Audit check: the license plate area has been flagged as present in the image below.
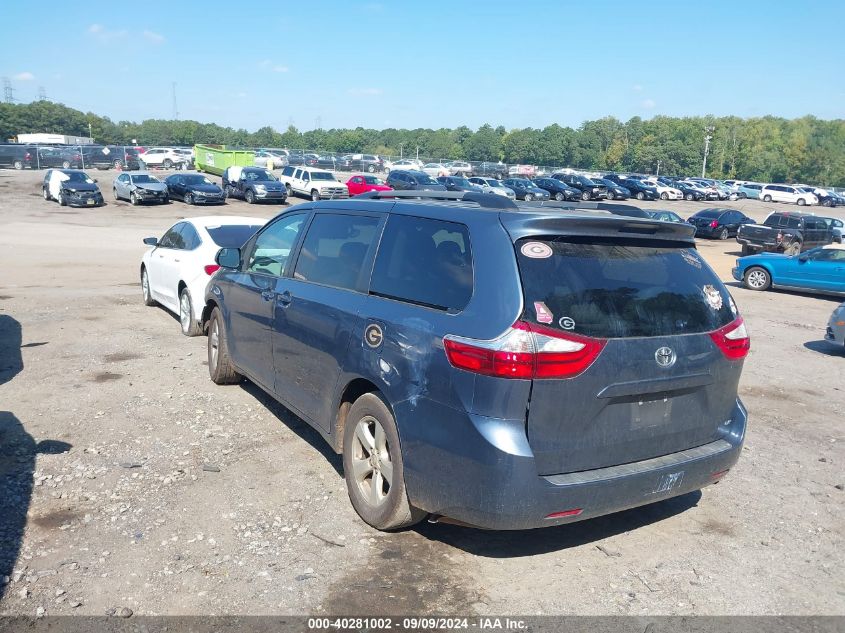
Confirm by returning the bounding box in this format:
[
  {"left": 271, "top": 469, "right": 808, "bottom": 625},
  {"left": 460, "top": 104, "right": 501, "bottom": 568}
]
[
  {"left": 630, "top": 397, "right": 672, "bottom": 430},
  {"left": 86, "top": 199, "right": 95, "bottom": 205}
]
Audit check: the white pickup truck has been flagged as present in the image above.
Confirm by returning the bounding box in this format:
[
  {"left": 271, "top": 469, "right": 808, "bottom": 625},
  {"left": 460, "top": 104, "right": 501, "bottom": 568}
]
[{"left": 279, "top": 166, "right": 349, "bottom": 201}]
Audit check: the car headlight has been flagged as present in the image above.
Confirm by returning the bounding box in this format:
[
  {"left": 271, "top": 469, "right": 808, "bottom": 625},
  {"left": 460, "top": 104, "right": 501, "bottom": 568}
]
[{"left": 255, "top": 185, "right": 267, "bottom": 191}]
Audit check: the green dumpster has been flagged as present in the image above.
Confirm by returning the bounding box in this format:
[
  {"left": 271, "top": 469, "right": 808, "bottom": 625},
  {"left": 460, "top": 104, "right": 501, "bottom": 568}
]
[{"left": 194, "top": 145, "right": 254, "bottom": 176}]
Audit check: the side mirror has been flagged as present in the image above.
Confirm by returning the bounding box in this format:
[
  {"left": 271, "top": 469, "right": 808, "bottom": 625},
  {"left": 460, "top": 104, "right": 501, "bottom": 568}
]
[
  {"left": 216, "top": 247, "right": 241, "bottom": 269},
  {"left": 93, "top": 179, "right": 98, "bottom": 183},
  {"left": 798, "top": 254, "right": 809, "bottom": 262},
  {"left": 143, "top": 237, "right": 158, "bottom": 246}
]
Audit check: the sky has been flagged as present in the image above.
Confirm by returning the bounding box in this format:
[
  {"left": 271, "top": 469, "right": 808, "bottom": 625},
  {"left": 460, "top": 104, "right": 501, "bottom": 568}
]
[{"left": 2, "top": 0, "right": 843, "bottom": 132}]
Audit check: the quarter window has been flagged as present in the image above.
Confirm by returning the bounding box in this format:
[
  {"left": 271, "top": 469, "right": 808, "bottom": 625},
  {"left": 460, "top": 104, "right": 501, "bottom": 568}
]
[
  {"left": 293, "top": 214, "right": 379, "bottom": 291},
  {"left": 179, "top": 223, "right": 202, "bottom": 250},
  {"left": 370, "top": 215, "right": 473, "bottom": 312},
  {"left": 159, "top": 222, "right": 186, "bottom": 249}
]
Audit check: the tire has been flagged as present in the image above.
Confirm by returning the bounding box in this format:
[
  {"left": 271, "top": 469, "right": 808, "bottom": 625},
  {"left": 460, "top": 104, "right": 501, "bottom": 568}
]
[
  {"left": 741, "top": 244, "right": 750, "bottom": 256},
  {"left": 130, "top": 192, "right": 138, "bottom": 206},
  {"left": 208, "top": 308, "right": 241, "bottom": 384},
  {"left": 580, "top": 191, "right": 591, "bottom": 201},
  {"left": 61, "top": 160, "right": 71, "bottom": 169},
  {"left": 524, "top": 193, "right": 533, "bottom": 202},
  {"left": 685, "top": 193, "right": 694, "bottom": 201},
  {"left": 822, "top": 199, "right": 833, "bottom": 207},
  {"left": 163, "top": 159, "right": 173, "bottom": 169},
  {"left": 285, "top": 184, "right": 292, "bottom": 197},
  {"left": 743, "top": 266, "right": 771, "bottom": 291},
  {"left": 554, "top": 192, "right": 564, "bottom": 201},
  {"left": 113, "top": 160, "right": 123, "bottom": 169},
  {"left": 785, "top": 241, "right": 802, "bottom": 256},
  {"left": 660, "top": 192, "right": 668, "bottom": 200},
  {"left": 141, "top": 267, "right": 156, "bottom": 306},
  {"left": 245, "top": 189, "right": 256, "bottom": 204},
  {"left": 763, "top": 194, "right": 772, "bottom": 202},
  {"left": 224, "top": 185, "right": 232, "bottom": 199},
  {"left": 342, "top": 393, "right": 426, "bottom": 531},
  {"left": 797, "top": 198, "right": 806, "bottom": 206},
  {"left": 179, "top": 287, "right": 202, "bottom": 337},
  {"left": 607, "top": 191, "right": 615, "bottom": 200},
  {"left": 184, "top": 192, "right": 194, "bottom": 205},
  {"left": 738, "top": 192, "right": 747, "bottom": 199},
  {"left": 311, "top": 189, "right": 320, "bottom": 202},
  {"left": 58, "top": 191, "right": 67, "bottom": 206},
  {"left": 719, "top": 227, "right": 729, "bottom": 240},
  {"left": 636, "top": 192, "right": 645, "bottom": 200},
  {"left": 113, "top": 188, "right": 120, "bottom": 201},
  {"left": 367, "top": 164, "right": 376, "bottom": 173},
  {"left": 42, "top": 187, "right": 50, "bottom": 201}
]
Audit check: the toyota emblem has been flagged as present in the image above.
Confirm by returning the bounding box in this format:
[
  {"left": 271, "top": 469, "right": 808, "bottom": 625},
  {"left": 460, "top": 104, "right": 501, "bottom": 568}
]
[{"left": 655, "top": 346, "right": 676, "bottom": 368}]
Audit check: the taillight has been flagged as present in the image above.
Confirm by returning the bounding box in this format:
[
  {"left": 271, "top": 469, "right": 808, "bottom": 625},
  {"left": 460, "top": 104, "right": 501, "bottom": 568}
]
[
  {"left": 709, "top": 220, "right": 719, "bottom": 228},
  {"left": 709, "top": 317, "right": 750, "bottom": 360},
  {"left": 546, "top": 508, "right": 583, "bottom": 519},
  {"left": 25, "top": 152, "right": 31, "bottom": 160},
  {"left": 204, "top": 264, "right": 220, "bottom": 275},
  {"left": 443, "top": 321, "right": 606, "bottom": 380}
]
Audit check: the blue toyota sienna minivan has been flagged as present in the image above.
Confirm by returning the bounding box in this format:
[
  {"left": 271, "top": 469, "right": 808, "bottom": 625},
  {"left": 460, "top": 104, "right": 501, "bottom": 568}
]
[{"left": 202, "top": 192, "right": 749, "bottom": 531}]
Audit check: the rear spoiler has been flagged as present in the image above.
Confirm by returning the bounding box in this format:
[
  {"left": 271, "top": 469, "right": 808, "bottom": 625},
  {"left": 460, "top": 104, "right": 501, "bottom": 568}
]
[
  {"left": 355, "top": 189, "right": 517, "bottom": 210},
  {"left": 500, "top": 211, "right": 696, "bottom": 244}
]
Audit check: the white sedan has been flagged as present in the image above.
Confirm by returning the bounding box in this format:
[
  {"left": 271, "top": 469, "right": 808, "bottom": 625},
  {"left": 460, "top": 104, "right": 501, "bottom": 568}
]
[
  {"left": 140, "top": 216, "right": 267, "bottom": 336},
  {"left": 645, "top": 180, "right": 683, "bottom": 200}
]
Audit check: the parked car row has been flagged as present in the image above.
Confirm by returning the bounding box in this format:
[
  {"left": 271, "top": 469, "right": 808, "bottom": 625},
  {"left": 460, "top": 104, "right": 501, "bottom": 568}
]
[{"left": 1, "top": 144, "right": 141, "bottom": 170}]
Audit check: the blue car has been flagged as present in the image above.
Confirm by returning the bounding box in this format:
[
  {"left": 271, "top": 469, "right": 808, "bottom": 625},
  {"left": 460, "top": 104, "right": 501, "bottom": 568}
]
[
  {"left": 736, "top": 183, "right": 762, "bottom": 199},
  {"left": 203, "top": 192, "right": 748, "bottom": 531},
  {"left": 732, "top": 245, "right": 845, "bottom": 295}
]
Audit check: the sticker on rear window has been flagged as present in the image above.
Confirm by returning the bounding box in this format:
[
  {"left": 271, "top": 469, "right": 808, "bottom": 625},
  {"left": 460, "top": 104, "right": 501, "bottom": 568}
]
[
  {"left": 559, "top": 316, "right": 575, "bottom": 330},
  {"left": 521, "top": 242, "right": 552, "bottom": 259},
  {"left": 534, "top": 301, "right": 553, "bottom": 324},
  {"left": 703, "top": 284, "right": 723, "bottom": 311},
  {"left": 681, "top": 250, "right": 702, "bottom": 269}
]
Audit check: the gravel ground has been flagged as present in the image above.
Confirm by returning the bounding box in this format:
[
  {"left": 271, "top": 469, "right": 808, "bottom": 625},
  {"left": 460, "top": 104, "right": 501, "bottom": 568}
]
[{"left": 0, "top": 167, "right": 843, "bottom": 617}]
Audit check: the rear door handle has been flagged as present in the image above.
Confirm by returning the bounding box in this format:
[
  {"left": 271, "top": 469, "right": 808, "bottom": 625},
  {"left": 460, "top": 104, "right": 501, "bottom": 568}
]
[
  {"left": 261, "top": 290, "right": 275, "bottom": 302},
  {"left": 277, "top": 290, "right": 292, "bottom": 306}
]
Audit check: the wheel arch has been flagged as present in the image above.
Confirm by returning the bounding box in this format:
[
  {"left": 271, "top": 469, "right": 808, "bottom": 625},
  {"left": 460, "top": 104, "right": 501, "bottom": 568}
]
[
  {"left": 332, "top": 377, "right": 387, "bottom": 454},
  {"left": 201, "top": 297, "right": 220, "bottom": 331}
]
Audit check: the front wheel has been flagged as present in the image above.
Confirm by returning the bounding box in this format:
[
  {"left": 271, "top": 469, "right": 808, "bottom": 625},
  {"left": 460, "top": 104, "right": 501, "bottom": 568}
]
[
  {"left": 113, "top": 188, "right": 120, "bottom": 201},
  {"left": 245, "top": 189, "right": 256, "bottom": 204},
  {"left": 763, "top": 194, "right": 772, "bottom": 202},
  {"left": 367, "top": 164, "right": 376, "bottom": 173},
  {"left": 660, "top": 192, "right": 668, "bottom": 200},
  {"left": 342, "top": 393, "right": 426, "bottom": 531},
  {"left": 179, "top": 287, "right": 202, "bottom": 337},
  {"left": 311, "top": 189, "right": 320, "bottom": 202},
  {"left": 523, "top": 193, "right": 533, "bottom": 202},
  {"left": 685, "top": 193, "right": 694, "bottom": 201},
  {"left": 42, "top": 187, "right": 50, "bottom": 201},
  {"left": 61, "top": 160, "right": 71, "bottom": 169},
  {"left": 580, "top": 191, "right": 591, "bottom": 201},
  {"left": 797, "top": 198, "right": 806, "bottom": 206},
  {"left": 130, "top": 192, "right": 138, "bottom": 206},
  {"left": 738, "top": 192, "right": 747, "bottom": 199},
  {"left": 163, "top": 159, "right": 173, "bottom": 169},
  {"left": 58, "top": 191, "right": 67, "bottom": 206},
  {"left": 285, "top": 184, "right": 292, "bottom": 197},
  {"left": 184, "top": 192, "right": 194, "bottom": 205},
  {"left": 785, "top": 241, "right": 802, "bottom": 256},
  {"left": 636, "top": 192, "right": 645, "bottom": 200},
  {"left": 208, "top": 308, "right": 241, "bottom": 384},
  {"left": 744, "top": 266, "right": 771, "bottom": 291},
  {"left": 607, "top": 191, "right": 615, "bottom": 200},
  {"left": 554, "top": 192, "right": 564, "bottom": 201},
  {"left": 113, "top": 160, "right": 123, "bottom": 169}
]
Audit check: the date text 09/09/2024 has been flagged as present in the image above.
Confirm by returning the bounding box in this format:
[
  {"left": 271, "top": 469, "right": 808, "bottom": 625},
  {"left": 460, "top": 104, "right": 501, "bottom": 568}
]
[{"left": 307, "top": 617, "right": 528, "bottom": 630}]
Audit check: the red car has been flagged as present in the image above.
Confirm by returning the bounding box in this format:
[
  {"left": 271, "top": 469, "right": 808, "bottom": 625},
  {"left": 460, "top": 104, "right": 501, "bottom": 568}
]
[{"left": 345, "top": 174, "right": 392, "bottom": 196}]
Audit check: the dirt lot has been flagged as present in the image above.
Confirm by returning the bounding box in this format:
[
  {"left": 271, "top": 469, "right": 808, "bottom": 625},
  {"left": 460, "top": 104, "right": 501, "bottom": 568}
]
[{"left": 0, "top": 167, "right": 843, "bottom": 617}]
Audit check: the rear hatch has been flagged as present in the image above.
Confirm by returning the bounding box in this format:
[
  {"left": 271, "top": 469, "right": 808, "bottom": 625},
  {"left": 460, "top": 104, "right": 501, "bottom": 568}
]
[
  {"left": 737, "top": 223, "right": 777, "bottom": 243},
  {"left": 512, "top": 232, "right": 747, "bottom": 476}
]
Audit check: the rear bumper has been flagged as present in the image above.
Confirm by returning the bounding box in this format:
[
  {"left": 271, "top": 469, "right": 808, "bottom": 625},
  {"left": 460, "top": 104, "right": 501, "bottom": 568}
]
[{"left": 399, "top": 398, "right": 746, "bottom": 530}]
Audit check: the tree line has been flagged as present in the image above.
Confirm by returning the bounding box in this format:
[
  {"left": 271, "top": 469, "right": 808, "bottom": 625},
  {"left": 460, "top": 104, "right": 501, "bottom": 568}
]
[{"left": 2, "top": 100, "right": 843, "bottom": 185}]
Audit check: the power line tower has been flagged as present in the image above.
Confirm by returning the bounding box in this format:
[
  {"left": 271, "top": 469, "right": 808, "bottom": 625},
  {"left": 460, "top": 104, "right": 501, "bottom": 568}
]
[
  {"left": 2, "top": 78, "right": 15, "bottom": 104},
  {"left": 38, "top": 86, "right": 47, "bottom": 101},
  {"left": 171, "top": 82, "right": 179, "bottom": 120}
]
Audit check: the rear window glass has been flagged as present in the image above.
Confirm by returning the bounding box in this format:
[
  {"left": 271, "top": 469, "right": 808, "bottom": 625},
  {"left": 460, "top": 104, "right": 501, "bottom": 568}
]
[
  {"left": 207, "top": 224, "right": 263, "bottom": 248},
  {"left": 695, "top": 210, "right": 720, "bottom": 218},
  {"left": 515, "top": 238, "right": 735, "bottom": 338},
  {"left": 370, "top": 215, "right": 473, "bottom": 312}
]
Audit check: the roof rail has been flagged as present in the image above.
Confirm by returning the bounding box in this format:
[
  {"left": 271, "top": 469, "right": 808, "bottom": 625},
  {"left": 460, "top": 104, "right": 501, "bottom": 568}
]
[
  {"left": 530, "top": 200, "right": 651, "bottom": 218},
  {"left": 355, "top": 189, "right": 518, "bottom": 210}
]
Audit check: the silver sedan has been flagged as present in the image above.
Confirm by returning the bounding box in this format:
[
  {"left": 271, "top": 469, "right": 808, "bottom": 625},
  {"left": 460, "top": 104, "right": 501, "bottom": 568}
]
[
  {"left": 113, "top": 172, "right": 169, "bottom": 205},
  {"left": 826, "top": 302, "right": 845, "bottom": 351}
]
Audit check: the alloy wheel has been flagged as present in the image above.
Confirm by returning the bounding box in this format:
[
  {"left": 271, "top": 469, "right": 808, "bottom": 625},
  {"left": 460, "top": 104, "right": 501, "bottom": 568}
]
[{"left": 350, "top": 416, "right": 393, "bottom": 508}]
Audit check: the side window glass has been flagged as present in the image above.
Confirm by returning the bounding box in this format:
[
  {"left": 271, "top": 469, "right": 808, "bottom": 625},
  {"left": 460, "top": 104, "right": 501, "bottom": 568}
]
[
  {"left": 293, "top": 214, "right": 380, "bottom": 291},
  {"left": 247, "top": 213, "right": 307, "bottom": 276},
  {"left": 370, "top": 215, "right": 473, "bottom": 312},
  {"left": 159, "top": 222, "right": 185, "bottom": 249},
  {"left": 179, "top": 223, "right": 202, "bottom": 250}
]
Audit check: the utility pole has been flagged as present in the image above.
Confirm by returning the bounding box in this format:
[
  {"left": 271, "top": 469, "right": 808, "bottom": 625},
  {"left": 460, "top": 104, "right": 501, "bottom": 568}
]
[
  {"left": 38, "top": 86, "right": 47, "bottom": 101},
  {"left": 88, "top": 122, "right": 93, "bottom": 141},
  {"left": 315, "top": 116, "right": 322, "bottom": 130},
  {"left": 656, "top": 160, "right": 661, "bottom": 177},
  {"left": 172, "top": 82, "right": 179, "bottom": 120},
  {"left": 399, "top": 143, "right": 404, "bottom": 158},
  {"left": 2, "top": 78, "right": 14, "bottom": 104},
  {"left": 701, "top": 126, "right": 714, "bottom": 178}
]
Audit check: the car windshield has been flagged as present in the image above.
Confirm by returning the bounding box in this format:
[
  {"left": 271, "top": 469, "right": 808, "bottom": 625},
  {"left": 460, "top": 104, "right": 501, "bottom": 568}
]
[
  {"left": 363, "top": 176, "right": 384, "bottom": 185},
  {"left": 206, "top": 224, "right": 264, "bottom": 248},
  {"left": 577, "top": 176, "right": 596, "bottom": 185},
  {"left": 132, "top": 175, "right": 159, "bottom": 184},
  {"left": 451, "top": 178, "right": 473, "bottom": 187},
  {"left": 514, "top": 179, "right": 533, "bottom": 186},
  {"left": 246, "top": 170, "right": 275, "bottom": 181},
  {"left": 184, "top": 175, "right": 213, "bottom": 185},
  {"left": 416, "top": 174, "right": 438, "bottom": 185},
  {"left": 516, "top": 237, "right": 735, "bottom": 338},
  {"left": 311, "top": 172, "right": 337, "bottom": 181},
  {"left": 65, "top": 172, "right": 92, "bottom": 183}
]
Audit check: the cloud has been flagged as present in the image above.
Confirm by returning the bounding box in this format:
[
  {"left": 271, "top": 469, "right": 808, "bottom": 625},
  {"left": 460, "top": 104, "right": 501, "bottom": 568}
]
[
  {"left": 259, "top": 60, "right": 289, "bottom": 72},
  {"left": 13, "top": 72, "right": 34, "bottom": 81},
  {"left": 640, "top": 98, "right": 656, "bottom": 109},
  {"left": 87, "top": 23, "right": 128, "bottom": 41},
  {"left": 347, "top": 87, "right": 382, "bottom": 96},
  {"left": 142, "top": 30, "right": 165, "bottom": 43},
  {"left": 632, "top": 84, "right": 643, "bottom": 92}
]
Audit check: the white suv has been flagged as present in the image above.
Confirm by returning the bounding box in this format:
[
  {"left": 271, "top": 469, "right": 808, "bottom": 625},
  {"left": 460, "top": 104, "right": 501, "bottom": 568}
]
[
  {"left": 141, "top": 147, "right": 185, "bottom": 169},
  {"left": 760, "top": 184, "right": 818, "bottom": 206}
]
